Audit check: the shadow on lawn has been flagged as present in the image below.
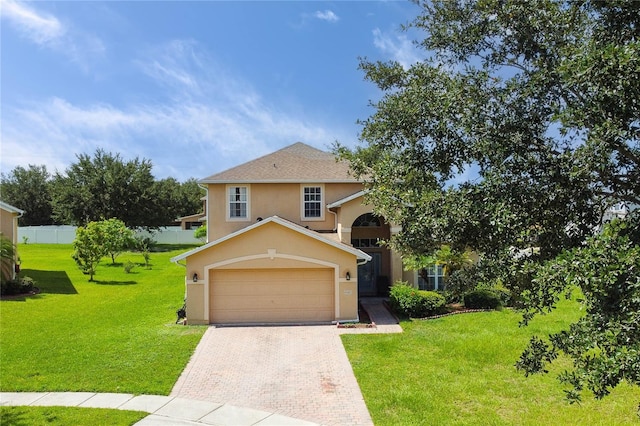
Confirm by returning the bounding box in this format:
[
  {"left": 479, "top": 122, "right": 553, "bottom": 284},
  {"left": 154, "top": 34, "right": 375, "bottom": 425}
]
[
  {"left": 93, "top": 280, "right": 137, "bottom": 285},
  {"left": 0, "top": 406, "right": 29, "bottom": 426},
  {"left": 20, "top": 269, "right": 77, "bottom": 295}
]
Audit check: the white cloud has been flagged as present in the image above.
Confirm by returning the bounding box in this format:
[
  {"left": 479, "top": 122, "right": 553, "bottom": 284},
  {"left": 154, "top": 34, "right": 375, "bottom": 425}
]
[
  {"left": 1, "top": 40, "right": 352, "bottom": 181},
  {"left": 0, "top": 0, "right": 105, "bottom": 71},
  {"left": 314, "top": 10, "right": 339, "bottom": 23},
  {"left": 372, "top": 27, "right": 423, "bottom": 69},
  {"left": 137, "top": 39, "right": 204, "bottom": 93},
  {"left": 1, "top": 0, "right": 65, "bottom": 44}
]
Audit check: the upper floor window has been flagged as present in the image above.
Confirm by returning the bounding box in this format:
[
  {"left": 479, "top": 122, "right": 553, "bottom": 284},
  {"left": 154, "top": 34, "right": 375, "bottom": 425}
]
[
  {"left": 227, "top": 185, "right": 249, "bottom": 220},
  {"left": 302, "top": 185, "right": 323, "bottom": 220}
]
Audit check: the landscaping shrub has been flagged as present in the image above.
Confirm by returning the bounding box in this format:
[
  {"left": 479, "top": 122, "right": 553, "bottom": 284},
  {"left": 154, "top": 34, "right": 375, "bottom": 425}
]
[
  {"left": 390, "top": 282, "right": 446, "bottom": 317},
  {"left": 1, "top": 276, "right": 35, "bottom": 296},
  {"left": 474, "top": 282, "right": 514, "bottom": 307},
  {"left": 123, "top": 261, "right": 136, "bottom": 274},
  {"left": 464, "top": 289, "right": 503, "bottom": 310}
]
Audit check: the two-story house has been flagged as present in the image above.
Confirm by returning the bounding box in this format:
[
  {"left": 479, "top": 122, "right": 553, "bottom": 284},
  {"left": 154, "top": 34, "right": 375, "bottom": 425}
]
[{"left": 171, "top": 142, "right": 416, "bottom": 325}]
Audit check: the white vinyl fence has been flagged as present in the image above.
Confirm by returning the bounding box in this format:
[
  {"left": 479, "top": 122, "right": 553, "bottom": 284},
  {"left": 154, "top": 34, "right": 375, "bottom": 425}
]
[{"left": 18, "top": 226, "right": 201, "bottom": 245}]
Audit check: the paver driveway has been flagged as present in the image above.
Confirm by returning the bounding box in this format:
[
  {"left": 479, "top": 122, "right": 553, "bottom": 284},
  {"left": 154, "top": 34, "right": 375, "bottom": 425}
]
[{"left": 171, "top": 325, "right": 373, "bottom": 426}]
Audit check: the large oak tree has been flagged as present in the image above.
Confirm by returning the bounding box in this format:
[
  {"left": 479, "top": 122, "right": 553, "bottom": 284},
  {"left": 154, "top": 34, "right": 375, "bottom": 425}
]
[
  {"left": 51, "top": 150, "right": 203, "bottom": 229},
  {"left": 0, "top": 165, "right": 55, "bottom": 226},
  {"left": 338, "top": 0, "right": 639, "bottom": 404}
]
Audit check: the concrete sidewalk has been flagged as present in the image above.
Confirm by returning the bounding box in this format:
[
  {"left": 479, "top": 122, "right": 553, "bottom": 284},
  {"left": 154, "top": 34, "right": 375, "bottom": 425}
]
[
  {"left": 0, "top": 392, "right": 320, "bottom": 425},
  {"left": 347, "top": 297, "right": 403, "bottom": 334}
]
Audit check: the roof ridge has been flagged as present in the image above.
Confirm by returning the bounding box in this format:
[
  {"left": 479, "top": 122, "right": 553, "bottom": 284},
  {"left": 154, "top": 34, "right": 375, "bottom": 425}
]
[{"left": 200, "top": 142, "right": 358, "bottom": 183}]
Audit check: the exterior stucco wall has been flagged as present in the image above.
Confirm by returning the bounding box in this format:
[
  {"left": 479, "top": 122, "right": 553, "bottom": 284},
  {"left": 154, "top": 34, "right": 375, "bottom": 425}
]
[
  {"left": 0, "top": 207, "right": 17, "bottom": 245},
  {"left": 0, "top": 207, "right": 20, "bottom": 281},
  {"left": 207, "top": 182, "right": 363, "bottom": 240},
  {"left": 338, "top": 279, "right": 358, "bottom": 320},
  {"left": 183, "top": 221, "right": 360, "bottom": 323},
  {"left": 185, "top": 283, "right": 207, "bottom": 325}
]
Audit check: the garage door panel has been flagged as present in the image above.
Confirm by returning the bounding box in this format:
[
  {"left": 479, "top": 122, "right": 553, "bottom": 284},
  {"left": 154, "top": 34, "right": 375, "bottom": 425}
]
[
  {"left": 212, "top": 294, "right": 334, "bottom": 310},
  {"left": 209, "top": 268, "right": 334, "bottom": 323},
  {"left": 210, "top": 308, "right": 333, "bottom": 323},
  {"left": 213, "top": 282, "right": 333, "bottom": 297}
]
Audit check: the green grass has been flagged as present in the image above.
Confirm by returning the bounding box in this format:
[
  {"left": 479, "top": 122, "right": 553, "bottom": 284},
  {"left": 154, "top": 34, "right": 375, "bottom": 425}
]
[
  {"left": 1, "top": 244, "right": 205, "bottom": 395},
  {"left": 342, "top": 299, "right": 640, "bottom": 425},
  {"left": 0, "top": 406, "right": 147, "bottom": 426}
]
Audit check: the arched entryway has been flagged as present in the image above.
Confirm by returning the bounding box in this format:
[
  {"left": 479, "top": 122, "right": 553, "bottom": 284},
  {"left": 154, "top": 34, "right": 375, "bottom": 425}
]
[{"left": 351, "top": 213, "right": 391, "bottom": 296}]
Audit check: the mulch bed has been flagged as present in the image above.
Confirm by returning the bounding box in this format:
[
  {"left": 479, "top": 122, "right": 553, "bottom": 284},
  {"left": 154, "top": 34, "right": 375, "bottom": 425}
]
[
  {"left": 336, "top": 303, "right": 377, "bottom": 328},
  {"left": 415, "top": 303, "right": 496, "bottom": 320}
]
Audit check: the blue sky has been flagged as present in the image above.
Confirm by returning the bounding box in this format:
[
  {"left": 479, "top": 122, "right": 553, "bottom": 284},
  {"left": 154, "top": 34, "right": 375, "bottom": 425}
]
[{"left": 1, "top": 0, "right": 424, "bottom": 181}]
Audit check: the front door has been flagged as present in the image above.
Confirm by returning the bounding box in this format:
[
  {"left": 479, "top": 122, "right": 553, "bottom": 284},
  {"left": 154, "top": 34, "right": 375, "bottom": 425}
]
[{"left": 358, "top": 252, "right": 381, "bottom": 297}]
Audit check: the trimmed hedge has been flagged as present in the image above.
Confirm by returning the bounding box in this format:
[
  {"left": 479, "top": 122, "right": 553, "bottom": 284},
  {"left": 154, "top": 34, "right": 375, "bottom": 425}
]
[
  {"left": 390, "top": 282, "right": 446, "bottom": 318},
  {"left": 463, "top": 289, "right": 502, "bottom": 310}
]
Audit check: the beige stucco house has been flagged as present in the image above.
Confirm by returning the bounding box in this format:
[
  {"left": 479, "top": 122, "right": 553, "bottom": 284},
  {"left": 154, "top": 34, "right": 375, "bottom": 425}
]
[
  {"left": 171, "top": 142, "right": 419, "bottom": 325},
  {"left": 0, "top": 201, "right": 24, "bottom": 282}
]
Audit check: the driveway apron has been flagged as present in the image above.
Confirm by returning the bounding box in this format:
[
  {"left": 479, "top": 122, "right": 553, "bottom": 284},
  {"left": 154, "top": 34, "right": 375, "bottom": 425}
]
[{"left": 171, "top": 325, "right": 373, "bottom": 426}]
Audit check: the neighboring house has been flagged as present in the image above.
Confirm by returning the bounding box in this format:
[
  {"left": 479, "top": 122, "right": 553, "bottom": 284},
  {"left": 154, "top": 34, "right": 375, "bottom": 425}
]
[
  {"left": 176, "top": 195, "right": 207, "bottom": 230},
  {"left": 171, "top": 142, "right": 418, "bottom": 325},
  {"left": 0, "top": 201, "right": 25, "bottom": 281}
]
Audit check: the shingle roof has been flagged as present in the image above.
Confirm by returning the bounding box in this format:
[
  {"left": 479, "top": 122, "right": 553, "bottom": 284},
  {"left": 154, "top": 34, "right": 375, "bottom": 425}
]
[{"left": 200, "top": 142, "right": 359, "bottom": 183}]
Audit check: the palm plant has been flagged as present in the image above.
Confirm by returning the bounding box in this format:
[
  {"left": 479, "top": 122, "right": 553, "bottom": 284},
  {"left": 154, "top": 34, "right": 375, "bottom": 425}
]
[{"left": 0, "top": 235, "right": 16, "bottom": 283}]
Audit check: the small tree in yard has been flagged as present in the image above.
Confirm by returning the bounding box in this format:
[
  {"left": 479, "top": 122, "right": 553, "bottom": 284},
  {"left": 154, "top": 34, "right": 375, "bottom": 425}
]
[
  {"left": 99, "top": 218, "right": 134, "bottom": 264},
  {"left": 193, "top": 224, "right": 207, "bottom": 243},
  {"left": 72, "top": 221, "right": 107, "bottom": 281}
]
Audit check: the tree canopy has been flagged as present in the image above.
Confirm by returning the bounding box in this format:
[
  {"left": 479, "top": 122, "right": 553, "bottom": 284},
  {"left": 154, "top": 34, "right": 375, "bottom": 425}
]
[
  {"left": 52, "top": 150, "right": 158, "bottom": 227},
  {"left": 0, "top": 165, "right": 55, "bottom": 226},
  {"left": 338, "top": 0, "right": 639, "bottom": 404},
  {"left": 50, "top": 150, "right": 203, "bottom": 229}
]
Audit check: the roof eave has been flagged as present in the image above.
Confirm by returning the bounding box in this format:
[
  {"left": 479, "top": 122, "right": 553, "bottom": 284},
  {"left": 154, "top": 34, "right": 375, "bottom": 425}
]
[
  {"left": 327, "top": 190, "right": 367, "bottom": 208},
  {"left": 170, "top": 215, "right": 371, "bottom": 263},
  {"left": 199, "top": 179, "right": 361, "bottom": 185}
]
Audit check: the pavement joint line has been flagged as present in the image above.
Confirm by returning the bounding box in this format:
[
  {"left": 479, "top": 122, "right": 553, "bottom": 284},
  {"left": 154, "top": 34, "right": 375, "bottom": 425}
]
[
  {"left": 31, "top": 392, "right": 49, "bottom": 405},
  {"left": 154, "top": 395, "right": 175, "bottom": 413}
]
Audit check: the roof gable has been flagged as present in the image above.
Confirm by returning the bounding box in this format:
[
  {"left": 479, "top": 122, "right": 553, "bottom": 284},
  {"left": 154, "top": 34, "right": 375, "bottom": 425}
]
[
  {"left": 171, "top": 216, "right": 371, "bottom": 263},
  {"left": 327, "top": 190, "right": 367, "bottom": 208},
  {"left": 0, "top": 201, "right": 25, "bottom": 215},
  {"left": 200, "top": 142, "right": 358, "bottom": 183}
]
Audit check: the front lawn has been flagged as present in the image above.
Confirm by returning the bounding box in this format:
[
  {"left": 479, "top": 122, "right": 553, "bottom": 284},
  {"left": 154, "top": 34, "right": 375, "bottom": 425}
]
[
  {"left": 0, "top": 244, "right": 205, "bottom": 395},
  {"left": 342, "top": 299, "right": 640, "bottom": 425},
  {"left": 0, "top": 406, "right": 147, "bottom": 426}
]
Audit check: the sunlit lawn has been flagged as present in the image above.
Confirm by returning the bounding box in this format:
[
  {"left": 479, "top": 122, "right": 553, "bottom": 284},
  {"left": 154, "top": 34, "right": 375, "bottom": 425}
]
[
  {"left": 0, "top": 406, "right": 147, "bottom": 426},
  {"left": 342, "top": 299, "right": 640, "bottom": 425},
  {"left": 0, "top": 244, "right": 205, "bottom": 395},
  {"left": 4, "top": 244, "right": 639, "bottom": 425}
]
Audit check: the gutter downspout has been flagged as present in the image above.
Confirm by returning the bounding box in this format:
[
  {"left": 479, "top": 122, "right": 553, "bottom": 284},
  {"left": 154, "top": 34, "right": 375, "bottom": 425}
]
[
  {"left": 327, "top": 208, "right": 338, "bottom": 232},
  {"left": 198, "top": 184, "right": 209, "bottom": 243}
]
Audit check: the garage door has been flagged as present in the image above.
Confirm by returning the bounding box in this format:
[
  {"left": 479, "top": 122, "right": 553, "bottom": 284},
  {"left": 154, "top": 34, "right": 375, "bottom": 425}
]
[{"left": 209, "top": 268, "right": 334, "bottom": 324}]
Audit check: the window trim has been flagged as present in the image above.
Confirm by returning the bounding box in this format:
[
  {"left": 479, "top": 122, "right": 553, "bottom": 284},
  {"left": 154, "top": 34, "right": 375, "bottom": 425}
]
[
  {"left": 418, "top": 264, "right": 445, "bottom": 291},
  {"left": 300, "top": 184, "right": 324, "bottom": 221},
  {"left": 226, "top": 184, "right": 250, "bottom": 221}
]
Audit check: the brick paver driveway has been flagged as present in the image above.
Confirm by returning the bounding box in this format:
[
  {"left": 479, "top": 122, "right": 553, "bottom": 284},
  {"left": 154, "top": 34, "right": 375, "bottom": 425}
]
[{"left": 171, "top": 325, "right": 373, "bottom": 426}]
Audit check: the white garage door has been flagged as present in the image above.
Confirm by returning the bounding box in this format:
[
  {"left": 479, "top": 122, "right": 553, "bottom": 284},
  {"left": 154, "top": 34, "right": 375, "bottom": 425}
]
[{"left": 209, "top": 268, "right": 334, "bottom": 324}]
